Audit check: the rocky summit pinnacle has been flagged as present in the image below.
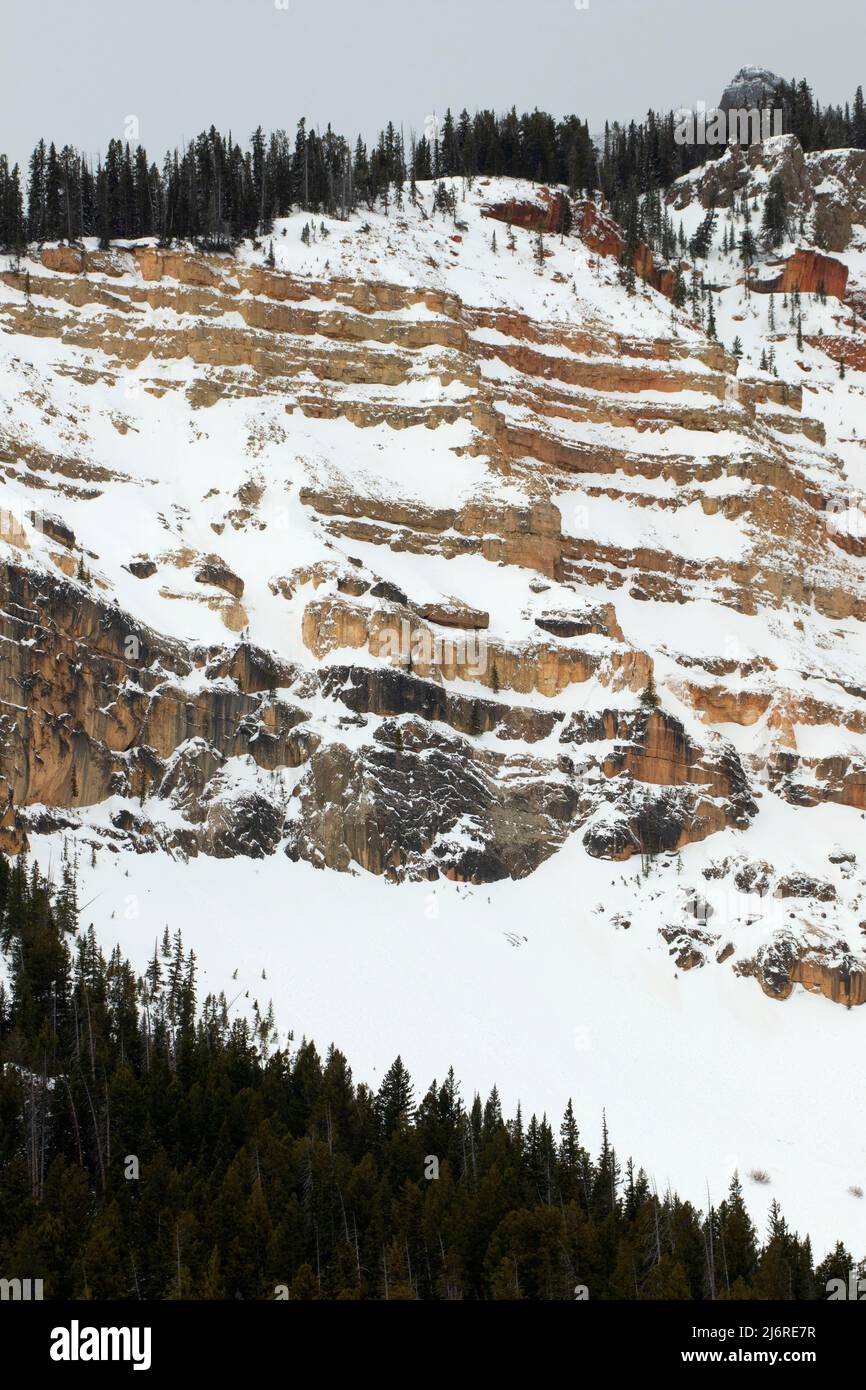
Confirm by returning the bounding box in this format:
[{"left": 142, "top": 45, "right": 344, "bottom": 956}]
[{"left": 719, "top": 64, "right": 781, "bottom": 112}]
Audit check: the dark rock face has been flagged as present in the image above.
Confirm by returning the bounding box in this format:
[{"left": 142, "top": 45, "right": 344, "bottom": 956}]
[
  {"left": 369, "top": 580, "right": 408, "bottom": 605},
  {"left": 584, "top": 783, "right": 725, "bottom": 861},
  {"left": 535, "top": 615, "right": 599, "bottom": 639},
  {"left": 319, "top": 665, "right": 560, "bottom": 744},
  {"left": 284, "top": 718, "right": 583, "bottom": 883},
  {"left": 195, "top": 558, "right": 245, "bottom": 599},
  {"left": 38, "top": 513, "right": 76, "bottom": 550},
  {"left": 0, "top": 554, "right": 754, "bottom": 877},
  {"left": 718, "top": 65, "right": 781, "bottom": 113},
  {"left": 0, "top": 560, "right": 313, "bottom": 859},
  {"left": 280, "top": 690, "right": 758, "bottom": 880},
  {"left": 775, "top": 874, "right": 836, "bottom": 903},
  {"left": 733, "top": 860, "right": 773, "bottom": 895},
  {"left": 200, "top": 791, "right": 285, "bottom": 860},
  {"left": 127, "top": 558, "right": 158, "bottom": 579}
]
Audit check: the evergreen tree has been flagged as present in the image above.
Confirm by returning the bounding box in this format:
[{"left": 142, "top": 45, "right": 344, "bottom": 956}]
[
  {"left": 377, "top": 1056, "right": 414, "bottom": 1137},
  {"left": 761, "top": 173, "right": 787, "bottom": 249},
  {"left": 640, "top": 673, "right": 661, "bottom": 708}
]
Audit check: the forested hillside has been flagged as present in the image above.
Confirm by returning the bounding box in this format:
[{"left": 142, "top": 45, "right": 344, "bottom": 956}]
[
  {"left": 1, "top": 74, "right": 865, "bottom": 252},
  {"left": 0, "top": 857, "right": 858, "bottom": 1300}
]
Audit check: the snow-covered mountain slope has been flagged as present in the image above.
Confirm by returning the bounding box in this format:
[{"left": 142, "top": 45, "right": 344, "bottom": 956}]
[
  {"left": 3, "top": 172, "right": 865, "bottom": 997},
  {"left": 2, "top": 170, "right": 866, "bottom": 1249},
  {"left": 31, "top": 817, "right": 862, "bottom": 1261}
]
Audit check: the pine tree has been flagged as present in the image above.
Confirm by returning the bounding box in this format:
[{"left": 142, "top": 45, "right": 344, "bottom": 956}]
[
  {"left": 377, "top": 1056, "right": 414, "bottom": 1136},
  {"left": 27, "top": 139, "right": 47, "bottom": 242},
  {"left": 688, "top": 207, "right": 716, "bottom": 260},
  {"left": 761, "top": 173, "right": 787, "bottom": 249},
  {"left": 470, "top": 699, "right": 485, "bottom": 736},
  {"left": 689, "top": 265, "right": 702, "bottom": 321},
  {"left": 290, "top": 1263, "right": 320, "bottom": 1300},
  {"left": 739, "top": 227, "right": 757, "bottom": 273},
  {"left": 717, "top": 1173, "right": 759, "bottom": 1292},
  {"left": 640, "top": 673, "right": 661, "bottom": 708}
]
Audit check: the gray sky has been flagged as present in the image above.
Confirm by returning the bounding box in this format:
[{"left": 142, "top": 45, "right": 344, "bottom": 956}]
[{"left": 4, "top": 0, "right": 865, "bottom": 170}]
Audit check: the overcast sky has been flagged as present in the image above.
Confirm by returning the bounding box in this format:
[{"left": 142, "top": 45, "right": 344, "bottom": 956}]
[{"left": 4, "top": 0, "right": 865, "bottom": 169}]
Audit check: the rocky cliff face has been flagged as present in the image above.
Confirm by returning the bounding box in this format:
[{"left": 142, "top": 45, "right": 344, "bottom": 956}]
[
  {"left": 2, "top": 174, "right": 866, "bottom": 1006},
  {"left": 668, "top": 133, "right": 866, "bottom": 256},
  {"left": 718, "top": 66, "right": 782, "bottom": 114}
]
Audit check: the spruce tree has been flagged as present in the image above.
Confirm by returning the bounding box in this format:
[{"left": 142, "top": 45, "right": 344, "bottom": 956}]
[{"left": 640, "top": 673, "right": 661, "bottom": 708}]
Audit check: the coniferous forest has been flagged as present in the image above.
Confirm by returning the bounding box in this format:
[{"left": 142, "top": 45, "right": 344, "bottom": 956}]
[
  {"left": 0, "top": 855, "right": 860, "bottom": 1301},
  {"left": 1, "top": 75, "right": 866, "bottom": 255}
]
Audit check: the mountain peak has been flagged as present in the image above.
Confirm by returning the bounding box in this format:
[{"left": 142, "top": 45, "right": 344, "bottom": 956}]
[{"left": 719, "top": 65, "right": 781, "bottom": 112}]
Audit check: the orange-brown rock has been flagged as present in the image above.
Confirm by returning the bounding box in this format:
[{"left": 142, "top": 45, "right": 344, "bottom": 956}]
[
  {"left": 0, "top": 561, "right": 312, "bottom": 817},
  {"left": 747, "top": 931, "right": 866, "bottom": 1007},
  {"left": 302, "top": 595, "right": 650, "bottom": 696},
  {"left": 194, "top": 557, "right": 245, "bottom": 599},
  {"left": 755, "top": 249, "right": 849, "bottom": 300},
  {"left": 683, "top": 684, "right": 773, "bottom": 727},
  {"left": 41, "top": 246, "right": 87, "bottom": 275},
  {"left": 481, "top": 188, "right": 568, "bottom": 234},
  {"left": 573, "top": 200, "right": 675, "bottom": 298},
  {"left": 416, "top": 598, "right": 489, "bottom": 629}
]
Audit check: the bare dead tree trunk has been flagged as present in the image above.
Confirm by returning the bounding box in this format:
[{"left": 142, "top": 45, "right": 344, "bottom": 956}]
[
  {"left": 61, "top": 1074, "right": 84, "bottom": 1167},
  {"left": 79, "top": 1067, "right": 106, "bottom": 1190}
]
